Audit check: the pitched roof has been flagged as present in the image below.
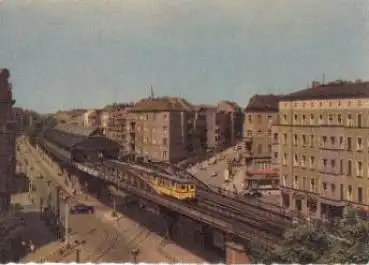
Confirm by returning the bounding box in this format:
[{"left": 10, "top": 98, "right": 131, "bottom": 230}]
[
  {"left": 282, "top": 80, "right": 369, "bottom": 101},
  {"left": 53, "top": 123, "right": 99, "bottom": 137},
  {"left": 217, "top": 100, "right": 242, "bottom": 112},
  {"left": 245, "top": 94, "right": 282, "bottom": 112},
  {"left": 131, "top": 97, "right": 194, "bottom": 112}
]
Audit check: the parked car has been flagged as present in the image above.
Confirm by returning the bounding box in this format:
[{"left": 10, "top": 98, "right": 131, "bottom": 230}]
[{"left": 70, "top": 203, "right": 94, "bottom": 214}]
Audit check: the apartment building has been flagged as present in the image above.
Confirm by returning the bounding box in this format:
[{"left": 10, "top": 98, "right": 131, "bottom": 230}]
[
  {"left": 217, "top": 100, "right": 244, "bottom": 145},
  {"left": 243, "top": 94, "right": 281, "bottom": 190},
  {"left": 0, "top": 68, "right": 16, "bottom": 213},
  {"left": 276, "top": 80, "right": 369, "bottom": 220},
  {"left": 104, "top": 104, "right": 133, "bottom": 155},
  {"left": 127, "top": 97, "right": 197, "bottom": 163}
]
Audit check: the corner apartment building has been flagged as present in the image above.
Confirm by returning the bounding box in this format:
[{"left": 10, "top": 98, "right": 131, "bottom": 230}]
[
  {"left": 276, "top": 80, "right": 369, "bottom": 220},
  {"left": 12, "top": 107, "right": 35, "bottom": 135},
  {"left": 127, "top": 97, "right": 199, "bottom": 163},
  {"left": 243, "top": 95, "right": 281, "bottom": 190},
  {"left": 0, "top": 68, "right": 16, "bottom": 213}
]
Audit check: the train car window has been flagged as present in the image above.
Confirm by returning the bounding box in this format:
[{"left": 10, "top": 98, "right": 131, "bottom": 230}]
[{"left": 181, "top": 185, "right": 186, "bottom": 190}]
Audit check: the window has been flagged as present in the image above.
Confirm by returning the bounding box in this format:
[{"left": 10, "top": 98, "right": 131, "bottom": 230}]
[
  {"left": 328, "top": 114, "right": 333, "bottom": 124},
  {"left": 310, "top": 114, "right": 314, "bottom": 125},
  {"left": 283, "top": 134, "right": 287, "bottom": 144},
  {"left": 294, "top": 114, "right": 298, "bottom": 123},
  {"left": 162, "top": 150, "right": 168, "bottom": 160},
  {"left": 322, "top": 136, "right": 327, "bottom": 147},
  {"left": 283, "top": 114, "right": 287, "bottom": 122},
  {"left": 309, "top": 156, "right": 315, "bottom": 168},
  {"left": 310, "top": 135, "right": 314, "bottom": 147},
  {"left": 339, "top": 159, "right": 343, "bottom": 174},
  {"left": 257, "top": 144, "right": 262, "bottom": 154},
  {"left": 283, "top": 153, "right": 288, "bottom": 165},
  {"left": 247, "top": 130, "right": 252, "bottom": 137},
  {"left": 319, "top": 114, "right": 324, "bottom": 124},
  {"left": 347, "top": 113, "right": 353, "bottom": 126},
  {"left": 268, "top": 144, "right": 272, "bottom": 154},
  {"left": 358, "top": 187, "right": 363, "bottom": 203},
  {"left": 302, "top": 114, "right": 306, "bottom": 124},
  {"left": 323, "top": 159, "right": 327, "bottom": 169},
  {"left": 293, "top": 134, "right": 298, "bottom": 145},
  {"left": 248, "top": 115, "right": 252, "bottom": 123},
  {"left": 330, "top": 136, "right": 335, "bottom": 145},
  {"left": 267, "top": 130, "right": 272, "bottom": 137},
  {"left": 323, "top": 182, "right": 327, "bottom": 191},
  {"left": 273, "top": 133, "right": 278, "bottom": 142},
  {"left": 358, "top": 114, "right": 362, "bottom": 128},
  {"left": 258, "top": 115, "right": 262, "bottom": 124},
  {"left": 357, "top": 161, "right": 363, "bottom": 177},
  {"left": 337, "top": 114, "right": 342, "bottom": 124},
  {"left": 347, "top": 137, "right": 352, "bottom": 150},
  {"left": 294, "top": 176, "right": 299, "bottom": 188},
  {"left": 310, "top": 179, "right": 315, "bottom": 192},
  {"left": 144, "top": 137, "right": 148, "bottom": 143},
  {"left": 348, "top": 160, "right": 352, "bottom": 176},
  {"left": 301, "top": 155, "right": 306, "bottom": 167},
  {"left": 163, "top": 138, "right": 167, "bottom": 146},
  {"left": 348, "top": 185, "right": 353, "bottom": 200},
  {"left": 340, "top": 184, "right": 344, "bottom": 200},
  {"left": 302, "top": 135, "right": 307, "bottom": 146},
  {"left": 282, "top": 175, "right": 287, "bottom": 186},
  {"left": 331, "top": 159, "right": 336, "bottom": 169},
  {"left": 331, "top": 184, "right": 336, "bottom": 195},
  {"left": 274, "top": 152, "right": 278, "bottom": 159},
  {"left": 339, "top": 136, "right": 344, "bottom": 148},
  {"left": 357, "top": 137, "right": 363, "bottom": 150},
  {"left": 294, "top": 154, "right": 299, "bottom": 166}
]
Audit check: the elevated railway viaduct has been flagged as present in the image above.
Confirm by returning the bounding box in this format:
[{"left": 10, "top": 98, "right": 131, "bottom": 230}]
[{"left": 19, "top": 124, "right": 292, "bottom": 263}]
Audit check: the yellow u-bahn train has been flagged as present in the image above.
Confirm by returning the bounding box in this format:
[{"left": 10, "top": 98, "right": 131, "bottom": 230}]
[{"left": 149, "top": 173, "right": 196, "bottom": 200}]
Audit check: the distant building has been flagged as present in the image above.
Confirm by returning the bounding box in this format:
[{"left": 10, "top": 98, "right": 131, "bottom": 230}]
[
  {"left": 0, "top": 68, "right": 16, "bottom": 213},
  {"left": 243, "top": 94, "right": 281, "bottom": 190},
  {"left": 12, "top": 108, "right": 35, "bottom": 135}
]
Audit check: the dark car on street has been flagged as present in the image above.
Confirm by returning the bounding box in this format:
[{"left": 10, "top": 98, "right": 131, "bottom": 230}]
[{"left": 70, "top": 203, "right": 94, "bottom": 214}]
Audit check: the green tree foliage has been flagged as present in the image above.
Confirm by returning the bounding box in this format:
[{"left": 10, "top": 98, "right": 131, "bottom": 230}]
[{"left": 262, "top": 217, "right": 369, "bottom": 264}]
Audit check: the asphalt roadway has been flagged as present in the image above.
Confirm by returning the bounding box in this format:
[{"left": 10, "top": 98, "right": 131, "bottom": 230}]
[{"left": 17, "top": 142, "right": 133, "bottom": 262}]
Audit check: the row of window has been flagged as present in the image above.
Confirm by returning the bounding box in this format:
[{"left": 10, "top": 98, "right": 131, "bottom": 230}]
[
  {"left": 281, "top": 154, "right": 368, "bottom": 177},
  {"left": 135, "top": 147, "right": 168, "bottom": 159},
  {"left": 281, "top": 112, "right": 366, "bottom": 127},
  {"left": 247, "top": 114, "right": 273, "bottom": 124},
  {"left": 143, "top": 137, "right": 168, "bottom": 146},
  {"left": 282, "top": 176, "right": 366, "bottom": 203},
  {"left": 280, "top": 134, "right": 368, "bottom": 151}
]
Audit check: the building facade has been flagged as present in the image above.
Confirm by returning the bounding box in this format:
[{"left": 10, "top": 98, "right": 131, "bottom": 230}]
[
  {"left": 276, "top": 80, "right": 369, "bottom": 220},
  {"left": 0, "top": 69, "right": 16, "bottom": 213},
  {"left": 104, "top": 105, "right": 133, "bottom": 155},
  {"left": 243, "top": 95, "right": 281, "bottom": 190},
  {"left": 127, "top": 97, "right": 199, "bottom": 163}
]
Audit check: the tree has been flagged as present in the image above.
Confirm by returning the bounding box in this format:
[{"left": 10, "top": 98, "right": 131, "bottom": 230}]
[{"left": 265, "top": 217, "right": 369, "bottom": 264}]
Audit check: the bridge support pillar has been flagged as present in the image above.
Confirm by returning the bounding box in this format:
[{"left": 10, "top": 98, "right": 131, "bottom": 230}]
[
  {"left": 160, "top": 208, "right": 177, "bottom": 240},
  {"left": 225, "top": 240, "right": 251, "bottom": 264}
]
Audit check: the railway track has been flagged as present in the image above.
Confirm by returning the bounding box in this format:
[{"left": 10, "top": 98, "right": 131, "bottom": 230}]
[{"left": 195, "top": 198, "right": 284, "bottom": 237}]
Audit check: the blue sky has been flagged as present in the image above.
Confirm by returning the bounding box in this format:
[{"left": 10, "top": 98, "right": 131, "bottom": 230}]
[{"left": 1, "top": 0, "right": 368, "bottom": 113}]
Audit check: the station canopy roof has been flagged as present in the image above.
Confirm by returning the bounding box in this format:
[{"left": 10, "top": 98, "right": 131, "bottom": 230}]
[{"left": 43, "top": 123, "right": 118, "bottom": 152}]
